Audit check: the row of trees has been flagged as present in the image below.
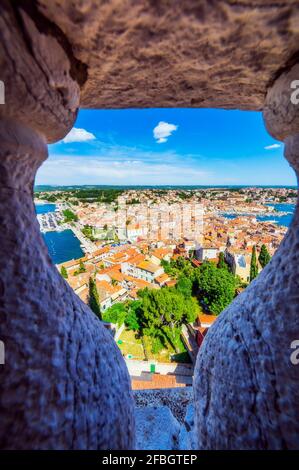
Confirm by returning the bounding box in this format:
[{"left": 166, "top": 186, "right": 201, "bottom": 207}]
[
  {"left": 60, "top": 259, "right": 86, "bottom": 278},
  {"left": 62, "top": 209, "right": 78, "bottom": 223},
  {"left": 73, "top": 188, "right": 123, "bottom": 203},
  {"left": 60, "top": 267, "right": 102, "bottom": 318},
  {"left": 101, "top": 282, "right": 199, "bottom": 353},
  {"left": 250, "top": 244, "right": 271, "bottom": 281},
  {"left": 59, "top": 245, "right": 271, "bottom": 348},
  {"left": 162, "top": 256, "right": 236, "bottom": 315},
  {"left": 101, "top": 258, "right": 238, "bottom": 344},
  {"left": 88, "top": 277, "right": 101, "bottom": 318},
  {"left": 82, "top": 224, "right": 96, "bottom": 242},
  {"left": 194, "top": 262, "right": 236, "bottom": 315}
]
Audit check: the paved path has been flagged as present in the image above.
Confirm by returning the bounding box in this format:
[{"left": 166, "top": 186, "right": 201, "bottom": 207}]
[
  {"left": 71, "top": 224, "right": 97, "bottom": 253},
  {"left": 181, "top": 325, "right": 199, "bottom": 364}
]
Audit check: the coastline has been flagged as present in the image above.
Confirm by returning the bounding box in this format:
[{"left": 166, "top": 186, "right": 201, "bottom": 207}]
[
  {"left": 219, "top": 203, "right": 295, "bottom": 228},
  {"left": 35, "top": 200, "right": 295, "bottom": 265}
]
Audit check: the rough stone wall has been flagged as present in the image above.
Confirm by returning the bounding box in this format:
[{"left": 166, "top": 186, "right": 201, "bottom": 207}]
[
  {"left": 0, "top": 174, "right": 135, "bottom": 449},
  {"left": 192, "top": 62, "right": 299, "bottom": 448},
  {"left": 194, "top": 81, "right": 299, "bottom": 448},
  {"left": 1, "top": 0, "right": 299, "bottom": 451},
  {"left": 193, "top": 201, "right": 299, "bottom": 448},
  {"left": 36, "top": 0, "right": 299, "bottom": 110},
  {"left": 0, "top": 1, "right": 135, "bottom": 450}
]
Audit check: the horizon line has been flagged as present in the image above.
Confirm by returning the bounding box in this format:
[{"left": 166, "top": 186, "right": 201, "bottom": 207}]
[{"left": 34, "top": 184, "right": 297, "bottom": 188}]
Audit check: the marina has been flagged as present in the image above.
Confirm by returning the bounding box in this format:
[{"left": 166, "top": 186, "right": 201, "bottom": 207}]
[
  {"left": 35, "top": 203, "right": 84, "bottom": 264},
  {"left": 221, "top": 203, "right": 295, "bottom": 228}
]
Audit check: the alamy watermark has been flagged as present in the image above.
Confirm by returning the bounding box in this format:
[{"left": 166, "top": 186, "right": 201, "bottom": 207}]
[
  {"left": 290, "top": 80, "right": 299, "bottom": 105},
  {"left": 290, "top": 340, "right": 299, "bottom": 365},
  {"left": 0, "top": 340, "right": 5, "bottom": 365},
  {"left": 0, "top": 80, "right": 4, "bottom": 105}
]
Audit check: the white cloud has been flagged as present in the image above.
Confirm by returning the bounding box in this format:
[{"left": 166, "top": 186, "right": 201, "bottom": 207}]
[
  {"left": 153, "top": 121, "right": 178, "bottom": 144},
  {"left": 36, "top": 155, "right": 210, "bottom": 186},
  {"left": 264, "top": 143, "right": 281, "bottom": 150},
  {"left": 63, "top": 127, "right": 96, "bottom": 143}
]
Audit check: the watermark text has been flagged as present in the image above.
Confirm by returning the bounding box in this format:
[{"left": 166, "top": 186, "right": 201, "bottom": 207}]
[
  {"left": 290, "top": 80, "right": 299, "bottom": 105},
  {"left": 290, "top": 339, "right": 299, "bottom": 365},
  {"left": 0, "top": 80, "right": 4, "bottom": 104},
  {"left": 0, "top": 340, "right": 5, "bottom": 365}
]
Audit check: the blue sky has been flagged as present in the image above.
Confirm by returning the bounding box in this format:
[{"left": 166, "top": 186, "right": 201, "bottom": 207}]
[{"left": 36, "top": 108, "right": 296, "bottom": 186}]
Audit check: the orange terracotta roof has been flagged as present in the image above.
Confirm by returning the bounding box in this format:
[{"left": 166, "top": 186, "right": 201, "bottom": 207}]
[
  {"left": 132, "top": 374, "right": 186, "bottom": 390},
  {"left": 68, "top": 263, "right": 95, "bottom": 276},
  {"left": 91, "top": 246, "right": 110, "bottom": 257},
  {"left": 96, "top": 280, "right": 123, "bottom": 295},
  {"left": 124, "top": 275, "right": 155, "bottom": 290},
  {"left": 165, "top": 279, "right": 177, "bottom": 287},
  {"left": 109, "top": 270, "right": 125, "bottom": 282},
  {"left": 151, "top": 248, "right": 172, "bottom": 259},
  {"left": 67, "top": 272, "right": 90, "bottom": 290},
  {"left": 191, "top": 259, "right": 202, "bottom": 268},
  {"left": 78, "top": 286, "right": 89, "bottom": 303},
  {"left": 137, "top": 260, "right": 161, "bottom": 273},
  {"left": 129, "top": 290, "right": 138, "bottom": 299},
  {"left": 96, "top": 264, "right": 122, "bottom": 274},
  {"left": 155, "top": 273, "right": 170, "bottom": 284},
  {"left": 198, "top": 314, "right": 217, "bottom": 326},
  {"left": 127, "top": 253, "right": 145, "bottom": 265},
  {"left": 58, "top": 255, "right": 88, "bottom": 269}
]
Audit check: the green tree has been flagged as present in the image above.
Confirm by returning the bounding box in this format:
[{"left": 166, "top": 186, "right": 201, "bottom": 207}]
[
  {"left": 258, "top": 244, "right": 271, "bottom": 268},
  {"left": 47, "top": 194, "right": 57, "bottom": 202},
  {"left": 62, "top": 209, "right": 78, "bottom": 222},
  {"left": 102, "top": 302, "right": 127, "bottom": 326},
  {"left": 139, "top": 287, "right": 198, "bottom": 341},
  {"left": 160, "top": 259, "right": 175, "bottom": 277},
  {"left": 60, "top": 265, "right": 68, "bottom": 279},
  {"left": 73, "top": 259, "right": 86, "bottom": 275},
  {"left": 125, "top": 301, "right": 142, "bottom": 331},
  {"left": 151, "top": 336, "right": 165, "bottom": 354},
  {"left": 88, "top": 277, "right": 101, "bottom": 319},
  {"left": 195, "top": 262, "right": 236, "bottom": 315},
  {"left": 217, "top": 252, "right": 227, "bottom": 270},
  {"left": 161, "top": 257, "right": 195, "bottom": 280},
  {"left": 176, "top": 275, "right": 192, "bottom": 298},
  {"left": 184, "top": 296, "right": 200, "bottom": 323},
  {"left": 82, "top": 225, "right": 95, "bottom": 242},
  {"left": 79, "top": 259, "right": 86, "bottom": 273},
  {"left": 250, "top": 246, "right": 259, "bottom": 281}
]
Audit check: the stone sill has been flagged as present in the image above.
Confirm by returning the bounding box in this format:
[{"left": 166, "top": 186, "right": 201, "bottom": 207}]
[{"left": 133, "top": 388, "right": 195, "bottom": 450}]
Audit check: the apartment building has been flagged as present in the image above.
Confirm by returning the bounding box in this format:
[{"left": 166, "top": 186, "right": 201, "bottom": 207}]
[
  {"left": 225, "top": 249, "right": 252, "bottom": 282},
  {"left": 121, "top": 259, "right": 164, "bottom": 283}
]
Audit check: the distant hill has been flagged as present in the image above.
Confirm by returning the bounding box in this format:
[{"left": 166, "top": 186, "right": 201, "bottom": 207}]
[{"left": 34, "top": 184, "right": 297, "bottom": 192}]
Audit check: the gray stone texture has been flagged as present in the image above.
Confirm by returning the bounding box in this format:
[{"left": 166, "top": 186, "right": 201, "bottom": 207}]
[
  {"left": 135, "top": 406, "right": 181, "bottom": 450},
  {"left": 0, "top": 1, "right": 135, "bottom": 450},
  {"left": 0, "top": 0, "right": 299, "bottom": 450},
  {"left": 194, "top": 70, "right": 299, "bottom": 448}
]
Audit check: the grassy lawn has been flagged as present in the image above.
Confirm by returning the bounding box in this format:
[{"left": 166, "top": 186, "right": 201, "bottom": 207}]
[
  {"left": 143, "top": 335, "right": 173, "bottom": 363},
  {"left": 117, "top": 328, "right": 190, "bottom": 364},
  {"left": 117, "top": 329, "right": 146, "bottom": 360},
  {"left": 143, "top": 335, "right": 190, "bottom": 364}
]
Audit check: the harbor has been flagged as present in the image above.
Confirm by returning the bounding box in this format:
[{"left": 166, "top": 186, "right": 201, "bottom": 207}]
[{"left": 35, "top": 203, "right": 85, "bottom": 264}]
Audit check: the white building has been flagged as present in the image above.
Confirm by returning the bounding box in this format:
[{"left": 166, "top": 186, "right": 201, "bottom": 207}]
[
  {"left": 197, "top": 246, "right": 219, "bottom": 261},
  {"left": 121, "top": 260, "right": 164, "bottom": 283}
]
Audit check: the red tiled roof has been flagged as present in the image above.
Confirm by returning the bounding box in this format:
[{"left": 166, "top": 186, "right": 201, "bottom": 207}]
[{"left": 132, "top": 374, "right": 187, "bottom": 390}]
